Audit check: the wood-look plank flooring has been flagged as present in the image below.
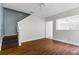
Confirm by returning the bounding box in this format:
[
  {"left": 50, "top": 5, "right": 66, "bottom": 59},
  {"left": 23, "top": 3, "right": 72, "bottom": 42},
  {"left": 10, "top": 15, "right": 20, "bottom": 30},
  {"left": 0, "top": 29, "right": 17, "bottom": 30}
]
[{"left": 0, "top": 38, "right": 79, "bottom": 55}]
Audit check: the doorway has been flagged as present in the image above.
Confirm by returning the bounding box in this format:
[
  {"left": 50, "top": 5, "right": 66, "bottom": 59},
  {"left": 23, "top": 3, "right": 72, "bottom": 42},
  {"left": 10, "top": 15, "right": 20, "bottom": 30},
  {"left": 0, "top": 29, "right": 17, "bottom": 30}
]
[{"left": 46, "top": 21, "right": 53, "bottom": 39}]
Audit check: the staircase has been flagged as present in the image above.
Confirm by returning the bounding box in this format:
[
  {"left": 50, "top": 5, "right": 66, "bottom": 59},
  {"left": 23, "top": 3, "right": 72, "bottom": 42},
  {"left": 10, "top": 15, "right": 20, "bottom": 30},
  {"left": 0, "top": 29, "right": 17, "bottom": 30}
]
[{"left": 1, "top": 35, "right": 18, "bottom": 50}]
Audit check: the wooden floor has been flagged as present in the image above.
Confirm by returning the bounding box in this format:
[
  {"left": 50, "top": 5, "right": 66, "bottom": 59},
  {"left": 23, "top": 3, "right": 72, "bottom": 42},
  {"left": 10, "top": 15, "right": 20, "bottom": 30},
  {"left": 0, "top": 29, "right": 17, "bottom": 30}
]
[{"left": 0, "top": 38, "right": 79, "bottom": 55}]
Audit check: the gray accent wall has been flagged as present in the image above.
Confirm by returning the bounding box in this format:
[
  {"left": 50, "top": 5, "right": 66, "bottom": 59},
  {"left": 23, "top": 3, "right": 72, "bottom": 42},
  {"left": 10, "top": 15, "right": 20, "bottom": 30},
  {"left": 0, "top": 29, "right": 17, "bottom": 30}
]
[
  {"left": 0, "top": 4, "right": 3, "bottom": 51},
  {"left": 0, "top": 4, "right": 3, "bottom": 36},
  {"left": 0, "top": 3, "right": 3, "bottom": 36},
  {"left": 3, "top": 8, "right": 30, "bottom": 36},
  {"left": 0, "top": 4, "right": 1, "bottom": 35},
  {"left": 46, "top": 7, "right": 79, "bottom": 45}
]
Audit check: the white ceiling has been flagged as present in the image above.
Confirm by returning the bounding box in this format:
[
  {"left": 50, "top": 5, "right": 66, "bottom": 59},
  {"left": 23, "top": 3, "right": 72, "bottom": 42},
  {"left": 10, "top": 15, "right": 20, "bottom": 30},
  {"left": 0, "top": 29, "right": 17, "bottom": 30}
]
[{"left": 2, "top": 3, "right": 79, "bottom": 18}]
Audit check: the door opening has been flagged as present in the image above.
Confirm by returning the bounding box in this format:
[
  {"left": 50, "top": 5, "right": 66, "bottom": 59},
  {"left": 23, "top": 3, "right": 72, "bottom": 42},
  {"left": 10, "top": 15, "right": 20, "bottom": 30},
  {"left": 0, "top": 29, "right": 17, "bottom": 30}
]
[{"left": 46, "top": 21, "right": 53, "bottom": 39}]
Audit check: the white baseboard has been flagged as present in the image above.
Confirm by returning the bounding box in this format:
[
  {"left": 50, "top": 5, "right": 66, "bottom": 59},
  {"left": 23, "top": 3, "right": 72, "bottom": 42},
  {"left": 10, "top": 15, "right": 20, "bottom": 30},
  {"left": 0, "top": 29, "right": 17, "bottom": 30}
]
[
  {"left": 19, "top": 37, "right": 45, "bottom": 46},
  {"left": 53, "top": 38, "right": 79, "bottom": 46}
]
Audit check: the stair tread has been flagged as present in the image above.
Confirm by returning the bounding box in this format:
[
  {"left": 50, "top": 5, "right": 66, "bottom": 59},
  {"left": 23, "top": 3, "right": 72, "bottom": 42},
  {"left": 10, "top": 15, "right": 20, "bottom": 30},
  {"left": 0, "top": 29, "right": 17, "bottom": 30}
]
[{"left": 2, "top": 35, "right": 18, "bottom": 50}]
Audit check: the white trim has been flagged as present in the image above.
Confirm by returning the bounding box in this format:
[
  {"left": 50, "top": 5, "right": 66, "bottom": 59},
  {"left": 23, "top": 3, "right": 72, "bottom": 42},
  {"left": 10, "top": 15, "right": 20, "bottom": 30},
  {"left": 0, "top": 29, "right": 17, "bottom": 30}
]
[
  {"left": 20, "top": 37, "right": 45, "bottom": 45},
  {"left": 4, "top": 34, "right": 17, "bottom": 36},
  {"left": 53, "top": 38, "right": 79, "bottom": 46},
  {"left": 0, "top": 36, "right": 3, "bottom": 51},
  {"left": 19, "top": 42, "right": 21, "bottom": 46}
]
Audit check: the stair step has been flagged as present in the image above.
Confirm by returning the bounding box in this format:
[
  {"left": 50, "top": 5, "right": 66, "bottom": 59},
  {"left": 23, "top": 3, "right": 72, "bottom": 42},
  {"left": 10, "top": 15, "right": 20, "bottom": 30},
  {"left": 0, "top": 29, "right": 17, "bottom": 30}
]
[
  {"left": 3, "top": 35, "right": 18, "bottom": 40},
  {"left": 2, "top": 35, "right": 19, "bottom": 50},
  {"left": 2, "top": 39, "right": 18, "bottom": 44},
  {"left": 2, "top": 43, "right": 18, "bottom": 50}
]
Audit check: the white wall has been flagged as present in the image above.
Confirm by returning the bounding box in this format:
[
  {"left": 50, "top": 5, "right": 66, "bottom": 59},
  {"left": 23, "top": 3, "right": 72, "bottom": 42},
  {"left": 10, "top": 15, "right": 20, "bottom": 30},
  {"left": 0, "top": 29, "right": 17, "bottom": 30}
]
[
  {"left": 18, "top": 13, "right": 45, "bottom": 45},
  {"left": 46, "top": 7, "right": 79, "bottom": 46}
]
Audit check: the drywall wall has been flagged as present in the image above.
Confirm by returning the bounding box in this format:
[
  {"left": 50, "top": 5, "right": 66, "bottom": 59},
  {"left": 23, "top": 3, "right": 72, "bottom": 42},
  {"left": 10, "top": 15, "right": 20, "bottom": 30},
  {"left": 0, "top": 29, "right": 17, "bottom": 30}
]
[
  {"left": 0, "top": 3, "right": 3, "bottom": 36},
  {"left": 0, "top": 4, "right": 2, "bottom": 36},
  {"left": 18, "top": 13, "right": 45, "bottom": 45},
  {"left": 3, "top": 8, "right": 29, "bottom": 36},
  {"left": 0, "top": 4, "right": 3, "bottom": 51},
  {"left": 46, "top": 7, "right": 79, "bottom": 45},
  {"left": 53, "top": 30, "right": 79, "bottom": 45}
]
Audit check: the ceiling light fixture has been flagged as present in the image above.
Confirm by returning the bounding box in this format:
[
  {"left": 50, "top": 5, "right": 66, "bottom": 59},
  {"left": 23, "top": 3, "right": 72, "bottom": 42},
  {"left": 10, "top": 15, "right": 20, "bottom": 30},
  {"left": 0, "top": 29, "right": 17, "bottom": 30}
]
[
  {"left": 40, "top": 3, "right": 45, "bottom": 8},
  {"left": 29, "top": 3, "right": 45, "bottom": 15}
]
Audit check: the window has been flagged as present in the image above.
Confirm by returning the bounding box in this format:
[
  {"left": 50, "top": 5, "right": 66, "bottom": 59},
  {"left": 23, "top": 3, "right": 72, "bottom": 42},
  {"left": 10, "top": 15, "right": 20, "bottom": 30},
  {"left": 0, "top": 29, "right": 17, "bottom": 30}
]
[{"left": 56, "top": 15, "right": 79, "bottom": 30}]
